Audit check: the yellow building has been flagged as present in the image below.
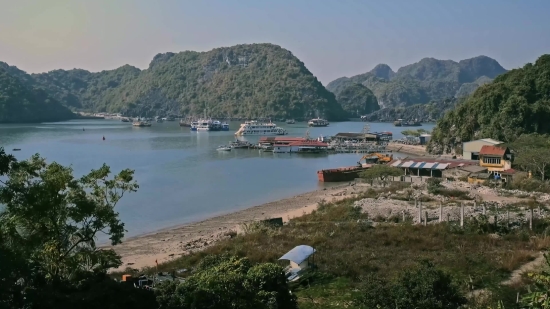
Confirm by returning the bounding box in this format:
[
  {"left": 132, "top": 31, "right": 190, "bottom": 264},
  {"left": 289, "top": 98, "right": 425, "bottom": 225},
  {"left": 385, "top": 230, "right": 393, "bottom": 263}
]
[{"left": 479, "top": 145, "right": 512, "bottom": 173}]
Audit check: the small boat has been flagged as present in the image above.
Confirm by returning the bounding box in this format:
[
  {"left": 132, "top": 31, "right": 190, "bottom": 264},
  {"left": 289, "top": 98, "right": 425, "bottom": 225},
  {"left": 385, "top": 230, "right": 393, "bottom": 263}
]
[
  {"left": 229, "top": 140, "right": 251, "bottom": 148},
  {"left": 156, "top": 118, "right": 164, "bottom": 123},
  {"left": 221, "top": 123, "right": 230, "bottom": 131},
  {"left": 166, "top": 116, "right": 176, "bottom": 121},
  {"left": 217, "top": 145, "right": 232, "bottom": 151},
  {"left": 132, "top": 121, "right": 152, "bottom": 127},
  {"left": 121, "top": 117, "right": 130, "bottom": 122},
  {"left": 286, "top": 119, "right": 295, "bottom": 124},
  {"left": 12, "top": 148, "right": 21, "bottom": 151},
  {"left": 190, "top": 121, "right": 199, "bottom": 131}
]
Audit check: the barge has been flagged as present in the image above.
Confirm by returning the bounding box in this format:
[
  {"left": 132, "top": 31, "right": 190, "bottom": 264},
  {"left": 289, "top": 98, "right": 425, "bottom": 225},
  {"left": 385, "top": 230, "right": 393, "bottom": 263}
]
[{"left": 317, "top": 164, "right": 371, "bottom": 182}]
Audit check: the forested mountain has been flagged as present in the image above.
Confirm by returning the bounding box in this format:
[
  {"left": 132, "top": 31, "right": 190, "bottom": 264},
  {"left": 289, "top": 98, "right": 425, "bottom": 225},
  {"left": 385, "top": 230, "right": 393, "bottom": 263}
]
[
  {"left": 361, "top": 97, "right": 460, "bottom": 122},
  {"left": 428, "top": 54, "right": 550, "bottom": 154},
  {"left": 336, "top": 83, "right": 380, "bottom": 116},
  {"left": 27, "top": 44, "right": 348, "bottom": 120},
  {"left": 326, "top": 55, "right": 507, "bottom": 110},
  {"left": 0, "top": 63, "right": 74, "bottom": 123}
]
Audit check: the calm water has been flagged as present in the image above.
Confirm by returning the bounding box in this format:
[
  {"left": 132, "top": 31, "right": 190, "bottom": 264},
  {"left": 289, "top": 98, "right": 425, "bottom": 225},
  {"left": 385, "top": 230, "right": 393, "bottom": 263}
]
[{"left": 0, "top": 120, "right": 434, "bottom": 237}]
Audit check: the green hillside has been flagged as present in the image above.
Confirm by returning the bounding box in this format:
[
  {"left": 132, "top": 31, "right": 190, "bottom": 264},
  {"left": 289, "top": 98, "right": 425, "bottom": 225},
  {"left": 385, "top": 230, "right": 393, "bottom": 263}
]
[
  {"left": 428, "top": 54, "right": 550, "bottom": 154},
  {"left": 0, "top": 63, "right": 74, "bottom": 123},
  {"left": 30, "top": 44, "right": 348, "bottom": 120}
]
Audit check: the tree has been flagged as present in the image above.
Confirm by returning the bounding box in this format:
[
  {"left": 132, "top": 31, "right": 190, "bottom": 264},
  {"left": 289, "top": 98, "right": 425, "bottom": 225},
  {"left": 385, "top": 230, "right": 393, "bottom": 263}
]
[
  {"left": 392, "top": 261, "right": 466, "bottom": 309},
  {"left": 508, "top": 133, "right": 550, "bottom": 180},
  {"left": 0, "top": 148, "right": 138, "bottom": 280},
  {"left": 155, "top": 254, "right": 298, "bottom": 309},
  {"left": 359, "top": 165, "right": 403, "bottom": 187}
]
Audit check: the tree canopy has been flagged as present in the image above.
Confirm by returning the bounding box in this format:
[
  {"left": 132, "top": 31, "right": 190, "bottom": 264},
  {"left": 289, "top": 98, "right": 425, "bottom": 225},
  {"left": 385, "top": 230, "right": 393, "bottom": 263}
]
[
  {"left": 359, "top": 165, "right": 403, "bottom": 186},
  {"left": 155, "top": 254, "right": 298, "bottom": 309},
  {"left": 428, "top": 54, "right": 550, "bottom": 154}
]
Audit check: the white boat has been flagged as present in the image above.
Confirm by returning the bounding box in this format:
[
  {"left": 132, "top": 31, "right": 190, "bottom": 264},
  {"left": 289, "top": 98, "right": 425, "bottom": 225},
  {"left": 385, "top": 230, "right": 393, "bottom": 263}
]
[
  {"left": 132, "top": 121, "right": 152, "bottom": 127},
  {"left": 196, "top": 119, "right": 213, "bottom": 131},
  {"left": 217, "top": 145, "right": 232, "bottom": 151},
  {"left": 190, "top": 121, "right": 199, "bottom": 131},
  {"left": 308, "top": 118, "right": 329, "bottom": 127},
  {"left": 234, "top": 120, "right": 287, "bottom": 136}
]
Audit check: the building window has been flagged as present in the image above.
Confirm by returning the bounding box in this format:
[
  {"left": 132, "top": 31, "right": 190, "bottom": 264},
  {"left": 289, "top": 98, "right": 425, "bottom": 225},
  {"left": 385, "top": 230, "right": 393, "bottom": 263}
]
[{"left": 483, "top": 156, "right": 501, "bottom": 164}]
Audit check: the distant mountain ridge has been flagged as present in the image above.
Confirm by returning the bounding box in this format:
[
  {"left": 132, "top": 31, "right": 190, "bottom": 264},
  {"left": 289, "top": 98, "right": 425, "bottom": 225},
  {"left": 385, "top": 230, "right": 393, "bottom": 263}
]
[
  {"left": 0, "top": 62, "right": 74, "bottom": 123},
  {"left": 326, "top": 55, "right": 507, "bottom": 110},
  {"left": 12, "top": 43, "right": 347, "bottom": 121}
]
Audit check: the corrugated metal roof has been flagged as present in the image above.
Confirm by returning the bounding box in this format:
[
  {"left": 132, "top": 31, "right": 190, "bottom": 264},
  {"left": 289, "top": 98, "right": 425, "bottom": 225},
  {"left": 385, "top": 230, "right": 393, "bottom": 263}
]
[
  {"left": 417, "top": 162, "right": 427, "bottom": 169},
  {"left": 401, "top": 161, "right": 414, "bottom": 168},
  {"left": 422, "top": 162, "right": 436, "bottom": 169},
  {"left": 390, "top": 160, "right": 402, "bottom": 167},
  {"left": 434, "top": 163, "right": 449, "bottom": 170},
  {"left": 279, "top": 245, "right": 316, "bottom": 264}
]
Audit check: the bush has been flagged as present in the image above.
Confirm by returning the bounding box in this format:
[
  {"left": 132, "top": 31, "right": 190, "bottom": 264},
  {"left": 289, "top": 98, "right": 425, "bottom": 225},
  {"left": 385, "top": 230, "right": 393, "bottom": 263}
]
[{"left": 356, "top": 261, "right": 467, "bottom": 309}]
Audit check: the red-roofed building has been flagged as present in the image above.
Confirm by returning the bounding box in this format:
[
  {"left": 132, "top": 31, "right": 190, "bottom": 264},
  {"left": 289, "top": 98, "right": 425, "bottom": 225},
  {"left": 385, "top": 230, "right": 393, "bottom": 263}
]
[{"left": 479, "top": 145, "right": 512, "bottom": 172}]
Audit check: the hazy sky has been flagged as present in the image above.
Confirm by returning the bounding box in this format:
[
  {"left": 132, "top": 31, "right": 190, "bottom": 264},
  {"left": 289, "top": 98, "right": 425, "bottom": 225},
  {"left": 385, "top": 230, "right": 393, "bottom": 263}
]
[{"left": 1, "top": 0, "right": 549, "bottom": 84}]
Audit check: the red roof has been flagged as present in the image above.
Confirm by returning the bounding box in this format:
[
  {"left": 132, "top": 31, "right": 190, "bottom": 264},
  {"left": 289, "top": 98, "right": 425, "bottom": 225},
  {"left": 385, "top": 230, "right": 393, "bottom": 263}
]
[
  {"left": 479, "top": 145, "right": 507, "bottom": 156},
  {"left": 286, "top": 141, "right": 328, "bottom": 147},
  {"left": 501, "top": 168, "right": 517, "bottom": 174}
]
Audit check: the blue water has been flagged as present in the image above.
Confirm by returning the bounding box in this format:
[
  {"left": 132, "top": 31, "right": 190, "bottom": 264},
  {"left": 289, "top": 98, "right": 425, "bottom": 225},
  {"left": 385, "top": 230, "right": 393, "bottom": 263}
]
[{"left": 0, "top": 120, "right": 434, "bottom": 237}]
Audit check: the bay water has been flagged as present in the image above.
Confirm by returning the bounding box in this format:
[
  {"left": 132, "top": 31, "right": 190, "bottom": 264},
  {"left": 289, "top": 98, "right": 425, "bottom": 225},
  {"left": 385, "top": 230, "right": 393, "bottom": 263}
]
[{"left": 0, "top": 120, "right": 434, "bottom": 237}]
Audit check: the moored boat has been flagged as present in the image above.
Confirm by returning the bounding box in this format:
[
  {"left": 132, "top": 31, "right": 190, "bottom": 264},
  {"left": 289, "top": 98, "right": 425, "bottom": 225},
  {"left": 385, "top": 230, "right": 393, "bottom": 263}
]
[
  {"left": 235, "top": 120, "right": 287, "bottom": 136},
  {"left": 317, "top": 164, "right": 371, "bottom": 182},
  {"left": 286, "top": 119, "right": 295, "bottom": 124},
  {"left": 308, "top": 118, "right": 329, "bottom": 127},
  {"left": 132, "top": 121, "right": 152, "bottom": 127},
  {"left": 217, "top": 145, "right": 232, "bottom": 151}
]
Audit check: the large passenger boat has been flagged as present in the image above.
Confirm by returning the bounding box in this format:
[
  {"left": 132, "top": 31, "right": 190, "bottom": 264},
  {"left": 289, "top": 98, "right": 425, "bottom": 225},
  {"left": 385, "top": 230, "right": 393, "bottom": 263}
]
[
  {"left": 234, "top": 121, "right": 287, "bottom": 136},
  {"left": 308, "top": 118, "right": 329, "bottom": 127}
]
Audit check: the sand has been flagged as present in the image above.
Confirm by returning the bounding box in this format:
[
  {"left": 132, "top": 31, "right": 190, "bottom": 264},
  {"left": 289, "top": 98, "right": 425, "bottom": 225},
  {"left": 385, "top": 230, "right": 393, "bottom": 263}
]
[{"left": 108, "top": 184, "right": 362, "bottom": 271}]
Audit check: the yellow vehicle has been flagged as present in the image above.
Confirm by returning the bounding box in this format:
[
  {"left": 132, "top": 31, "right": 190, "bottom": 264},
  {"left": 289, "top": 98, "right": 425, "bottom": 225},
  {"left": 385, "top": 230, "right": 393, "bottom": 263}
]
[{"left": 358, "top": 153, "right": 393, "bottom": 164}]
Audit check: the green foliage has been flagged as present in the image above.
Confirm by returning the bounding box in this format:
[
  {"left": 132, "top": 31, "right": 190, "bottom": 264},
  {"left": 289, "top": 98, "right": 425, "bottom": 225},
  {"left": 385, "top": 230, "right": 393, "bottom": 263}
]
[
  {"left": 508, "top": 133, "right": 550, "bottom": 180},
  {"left": 155, "top": 254, "right": 297, "bottom": 309},
  {"left": 358, "top": 261, "right": 467, "bottom": 309},
  {"left": 428, "top": 54, "right": 550, "bottom": 154},
  {"left": 336, "top": 83, "right": 380, "bottom": 116},
  {"left": 401, "top": 128, "right": 429, "bottom": 137},
  {"left": 0, "top": 63, "right": 74, "bottom": 123},
  {"left": 363, "top": 97, "right": 461, "bottom": 122},
  {"left": 427, "top": 178, "right": 444, "bottom": 193},
  {"left": 28, "top": 44, "right": 348, "bottom": 120},
  {"left": 327, "top": 55, "right": 505, "bottom": 109},
  {"left": 359, "top": 165, "right": 403, "bottom": 186},
  {"left": 0, "top": 148, "right": 138, "bottom": 279}
]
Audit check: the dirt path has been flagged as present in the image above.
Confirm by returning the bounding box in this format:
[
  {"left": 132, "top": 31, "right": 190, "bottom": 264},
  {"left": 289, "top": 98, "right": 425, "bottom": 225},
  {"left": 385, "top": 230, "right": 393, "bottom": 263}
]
[{"left": 502, "top": 252, "right": 546, "bottom": 286}]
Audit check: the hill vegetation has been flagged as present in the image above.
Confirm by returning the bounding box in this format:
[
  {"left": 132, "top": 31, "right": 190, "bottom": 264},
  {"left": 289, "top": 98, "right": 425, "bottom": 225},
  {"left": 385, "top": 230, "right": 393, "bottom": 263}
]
[
  {"left": 428, "top": 54, "right": 550, "bottom": 154},
  {"left": 25, "top": 44, "right": 347, "bottom": 120},
  {"left": 361, "top": 97, "right": 460, "bottom": 122},
  {"left": 0, "top": 63, "right": 74, "bottom": 123},
  {"left": 326, "top": 55, "right": 507, "bottom": 112},
  {"left": 335, "top": 83, "right": 380, "bottom": 116}
]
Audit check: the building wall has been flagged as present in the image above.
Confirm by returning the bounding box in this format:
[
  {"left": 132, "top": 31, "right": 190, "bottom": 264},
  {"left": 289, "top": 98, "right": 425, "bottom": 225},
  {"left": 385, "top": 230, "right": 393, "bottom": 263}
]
[
  {"left": 463, "top": 140, "right": 501, "bottom": 160},
  {"left": 442, "top": 168, "right": 471, "bottom": 179},
  {"left": 479, "top": 157, "right": 512, "bottom": 172}
]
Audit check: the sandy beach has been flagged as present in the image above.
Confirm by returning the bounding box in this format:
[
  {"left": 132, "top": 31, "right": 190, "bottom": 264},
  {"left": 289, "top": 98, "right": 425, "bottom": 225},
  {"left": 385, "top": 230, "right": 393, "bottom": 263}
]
[{"left": 108, "top": 184, "right": 362, "bottom": 271}]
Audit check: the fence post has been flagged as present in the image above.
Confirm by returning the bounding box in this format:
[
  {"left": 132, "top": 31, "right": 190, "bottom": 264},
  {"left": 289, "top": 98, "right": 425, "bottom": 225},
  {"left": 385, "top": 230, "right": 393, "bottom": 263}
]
[
  {"left": 460, "top": 203, "right": 464, "bottom": 228},
  {"left": 530, "top": 208, "right": 534, "bottom": 231},
  {"left": 482, "top": 204, "right": 486, "bottom": 215},
  {"left": 507, "top": 210, "right": 510, "bottom": 228},
  {"left": 447, "top": 213, "right": 450, "bottom": 222},
  {"left": 418, "top": 201, "right": 422, "bottom": 225},
  {"left": 424, "top": 211, "right": 428, "bottom": 226},
  {"left": 439, "top": 203, "right": 443, "bottom": 223},
  {"left": 402, "top": 210, "right": 405, "bottom": 222}
]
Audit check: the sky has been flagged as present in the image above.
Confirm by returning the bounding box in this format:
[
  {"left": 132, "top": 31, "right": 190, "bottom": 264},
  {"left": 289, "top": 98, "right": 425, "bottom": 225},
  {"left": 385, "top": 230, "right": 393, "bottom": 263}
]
[{"left": 1, "top": 0, "right": 549, "bottom": 84}]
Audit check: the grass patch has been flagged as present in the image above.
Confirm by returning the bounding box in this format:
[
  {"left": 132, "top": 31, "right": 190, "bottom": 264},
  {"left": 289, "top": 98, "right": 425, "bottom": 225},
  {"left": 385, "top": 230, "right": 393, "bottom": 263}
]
[{"left": 122, "top": 190, "right": 550, "bottom": 308}]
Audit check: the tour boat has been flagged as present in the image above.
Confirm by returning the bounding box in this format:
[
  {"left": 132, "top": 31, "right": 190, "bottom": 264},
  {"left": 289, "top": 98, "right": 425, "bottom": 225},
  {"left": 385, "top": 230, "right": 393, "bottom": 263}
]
[{"left": 234, "top": 121, "right": 287, "bottom": 136}]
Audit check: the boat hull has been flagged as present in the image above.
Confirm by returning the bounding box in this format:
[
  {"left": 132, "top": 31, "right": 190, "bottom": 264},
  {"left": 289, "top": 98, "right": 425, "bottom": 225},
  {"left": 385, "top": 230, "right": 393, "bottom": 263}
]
[{"left": 317, "top": 165, "right": 370, "bottom": 182}]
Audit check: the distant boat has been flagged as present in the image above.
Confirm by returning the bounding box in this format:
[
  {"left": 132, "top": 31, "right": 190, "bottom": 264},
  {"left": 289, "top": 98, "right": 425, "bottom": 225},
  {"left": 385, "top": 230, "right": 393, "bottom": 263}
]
[
  {"left": 133, "top": 121, "right": 152, "bottom": 127},
  {"left": 121, "top": 117, "right": 130, "bottom": 122},
  {"left": 217, "top": 145, "right": 232, "bottom": 151},
  {"left": 12, "top": 148, "right": 21, "bottom": 151},
  {"left": 308, "top": 118, "right": 329, "bottom": 127},
  {"left": 166, "top": 116, "right": 175, "bottom": 121},
  {"left": 286, "top": 119, "right": 295, "bottom": 124}
]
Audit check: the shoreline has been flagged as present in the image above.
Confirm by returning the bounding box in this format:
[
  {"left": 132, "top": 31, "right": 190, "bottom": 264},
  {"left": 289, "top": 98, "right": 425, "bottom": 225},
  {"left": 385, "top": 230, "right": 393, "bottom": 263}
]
[{"left": 108, "top": 184, "right": 361, "bottom": 271}]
